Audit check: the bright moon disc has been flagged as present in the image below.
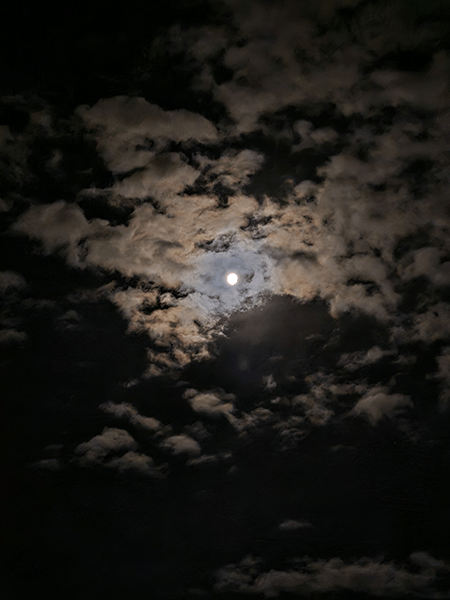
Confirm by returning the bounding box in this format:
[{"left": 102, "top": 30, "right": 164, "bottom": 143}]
[{"left": 227, "top": 272, "right": 238, "bottom": 286}]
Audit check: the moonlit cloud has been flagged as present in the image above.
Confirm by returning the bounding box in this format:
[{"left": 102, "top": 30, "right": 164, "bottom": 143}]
[
  {"left": 350, "top": 388, "right": 413, "bottom": 426},
  {"left": 214, "top": 552, "right": 448, "bottom": 598},
  {"left": 4, "top": 2, "right": 450, "bottom": 598}
]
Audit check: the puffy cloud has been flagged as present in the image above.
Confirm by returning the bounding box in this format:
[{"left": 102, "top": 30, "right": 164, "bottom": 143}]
[
  {"left": 184, "top": 388, "right": 237, "bottom": 425},
  {"left": 100, "top": 401, "right": 166, "bottom": 434},
  {"left": 76, "top": 96, "right": 219, "bottom": 172},
  {"left": 160, "top": 434, "right": 201, "bottom": 457},
  {"left": 111, "top": 152, "right": 199, "bottom": 201},
  {"left": 194, "top": 149, "right": 265, "bottom": 190},
  {"left": 107, "top": 451, "right": 162, "bottom": 478},
  {"left": 74, "top": 427, "right": 137, "bottom": 465},
  {"left": 12, "top": 201, "right": 104, "bottom": 267},
  {"left": 350, "top": 388, "right": 413, "bottom": 426},
  {"left": 214, "top": 552, "right": 448, "bottom": 598},
  {"left": 399, "top": 247, "right": 450, "bottom": 287}
]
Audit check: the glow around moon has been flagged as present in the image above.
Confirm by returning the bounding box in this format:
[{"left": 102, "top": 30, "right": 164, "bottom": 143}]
[{"left": 227, "top": 272, "right": 238, "bottom": 286}]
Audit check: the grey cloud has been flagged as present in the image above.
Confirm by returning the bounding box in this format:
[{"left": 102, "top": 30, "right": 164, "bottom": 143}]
[
  {"left": 184, "top": 388, "right": 237, "bottom": 425},
  {"left": 195, "top": 149, "right": 265, "bottom": 191},
  {"left": 186, "top": 452, "right": 232, "bottom": 468},
  {"left": 434, "top": 347, "right": 450, "bottom": 410},
  {"left": 100, "top": 401, "right": 167, "bottom": 435},
  {"left": 76, "top": 96, "right": 219, "bottom": 172},
  {"left": 12, "top": 201, "right": 103, "bottom": 267},
  {"left": 278, "top": 520, "right": 312, "bottom": 532},
  {"left": 0, "top": 271, "right": 27, "bottom": 294},
  {"left": 412, "top": 303, "right": 450, "bottom": 343},
  {"left": 160, "top": 434, "right": 201, "bottom": 457},
  {"left": 0, "top": 328, "right": 27, "bottom": 345},
  {"left": 107, "top": 451, "right": 163, "bottom": 478},
  {"left": 350, "top": 388, "right": 413, "bottom": 426},
  {"left": 400, "top": 247, "right": 450, "bottom": 287},
  {"left": 74, "top": 427, "right": 137, "bottom": 465},
  {"left": 111, "top": 152, "right": 199, "bottom": 201},
  {"left": 9, "top": 1, "right": 450, "bottom": 384},
  {"left": 338, "top": 346, "right": 394, "bottom": 372},
  {"left": 31, "top": 458, "right": 62, "bottom": 471},
  {"left": 214, "top": 552, "right": 449, "bottom": 598}
]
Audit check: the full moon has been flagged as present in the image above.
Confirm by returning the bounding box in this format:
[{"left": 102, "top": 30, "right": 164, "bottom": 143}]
[{"left": 227, "top": 272, "right": 238, "bottom": 286}]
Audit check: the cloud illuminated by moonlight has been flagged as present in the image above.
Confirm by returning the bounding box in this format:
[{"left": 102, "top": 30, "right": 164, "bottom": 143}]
[{"left": 181, "top": 241, "right": 277, "bottom": 315}]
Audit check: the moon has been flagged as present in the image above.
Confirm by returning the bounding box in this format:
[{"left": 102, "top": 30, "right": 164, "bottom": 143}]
[{"left": 227, "top": 272, "right": 238, "bottom": 286}]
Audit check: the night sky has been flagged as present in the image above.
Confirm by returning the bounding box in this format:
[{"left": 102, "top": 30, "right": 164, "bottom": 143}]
[{"left": 3, "top": 1, "right": 450, "bottom": 598}]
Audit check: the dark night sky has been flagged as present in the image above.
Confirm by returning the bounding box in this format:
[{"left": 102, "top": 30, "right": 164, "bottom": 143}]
[{"left": 2, "top": 1, "right": 450, "bottom": 598}]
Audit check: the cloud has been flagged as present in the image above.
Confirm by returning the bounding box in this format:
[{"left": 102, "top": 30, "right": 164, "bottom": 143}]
[
  {"left": 160, "top": 434, "right": 201, "bottom": 457},
  {"left": 31, "top": 458, "right": 62, "bottom": 471},
  {"left": 434, "top": 347, "right": 450, "bottom": 410},
  {"left": 0, "top": 328, "right": 27, "bottom": 345},
  {"left": 9, "top": 0, "right": 450, "bottom": 384},
  {"left": 278, "top": 520, "right": 312, "bottom": 532},
  {"left": 187, "top": 452, "right": 232, "bottom": 468},
  {"left": 412, "top": 303, "right": 450, "bottom": 343},
  {"left": 214, "top": 552, "right": 449, "bottom": 598},
  {"left": 399, "top": 247, "right": 450, "bottom": 287},
  {"left": 0, "top": 271, "right": 27, "bottom": 294},
  {"left": 12, "top": 201, "right": 104, "bottom": 267},
  {"left": 100, "top": 401, "right": 167, "bottom": 434},
  {"left": 338, "top": 346, "right": 394, "bottom": 372},
  {"left": 194, "top": 149, "right": 265, "bottom": 191},
  {"left": 184, "top": 388, "right": 237, "bottom": 425},
  {"left": 350, "top": 388, "right": 413, "bottom": 426},
  {"left": 74, "top": 427, "right": 137, "bottom": 465},
  {"left": 111, "top": 152, "right": 200, "bottom": 201},
  {"left": 107, "top": 451, "right": 162, "bottom": 478},
  {"left": 76, "top": 96, "right": 219, "bottom": 172}
]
